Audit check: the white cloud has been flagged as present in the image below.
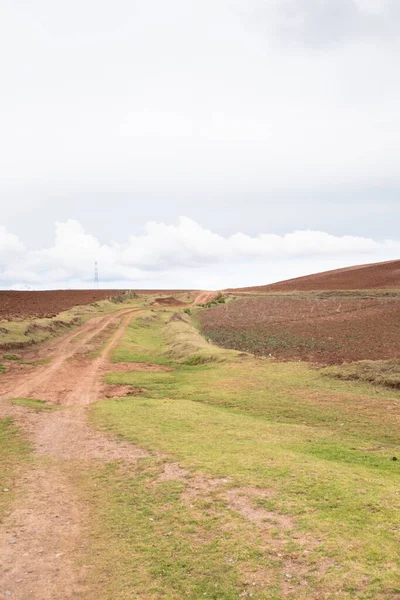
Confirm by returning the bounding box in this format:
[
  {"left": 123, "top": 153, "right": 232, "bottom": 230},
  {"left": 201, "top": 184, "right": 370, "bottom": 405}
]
[
  {"left": 0, "top": 217, "right": 399, "bottom": 289},
  {"left": 0, "top": 226, "right": 25, "bottom": 269}
]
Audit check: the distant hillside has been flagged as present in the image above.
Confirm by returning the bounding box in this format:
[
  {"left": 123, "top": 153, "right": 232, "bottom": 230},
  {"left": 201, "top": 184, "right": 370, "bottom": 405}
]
[{"left": 230, "top": 259, "right": 400, "bottom": 292}]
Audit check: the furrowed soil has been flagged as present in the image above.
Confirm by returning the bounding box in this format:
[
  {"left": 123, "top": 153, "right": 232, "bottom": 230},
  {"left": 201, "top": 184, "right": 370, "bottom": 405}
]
[
  {"left": 198, "top": 293, "right": 400, "bottom": 363},
  {"left": 0, "top": 290, "right": 123, "bottom": 320},
  {"left": 229, "top": 258, "right": 400, "bottom": 292}
]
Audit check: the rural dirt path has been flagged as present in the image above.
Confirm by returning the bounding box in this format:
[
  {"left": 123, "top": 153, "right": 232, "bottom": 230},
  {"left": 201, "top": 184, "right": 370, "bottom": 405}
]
[{"left": 0, "top": 308, "right": 146, "bottom": 600}]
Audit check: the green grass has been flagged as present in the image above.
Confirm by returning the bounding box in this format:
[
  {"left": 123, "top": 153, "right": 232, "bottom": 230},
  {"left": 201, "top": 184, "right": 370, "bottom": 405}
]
[
  {"left": 111, "top": 310, "right": 234, "bottom": 366},
  {"left": 8, "top": 398, "right": 57, "bottom": 412},
  {"left": 0, "top": 418, "right": 31, "bottom": 520},
  {"left": 105, "top": 359, "right": 400, "bottom": 444},
  {"left": 111, "top": 312, "right": 171, "bottom": 364},
  {"left": 87, "top": 311, "right": 400, "bottom": 598},
  {"left": 20, "top": 357, "right": 52, "bottom": 367},
  {"left": 3, "top": 354, "right": 20, "bottom": 361},
  {"left": 0, "top": 363, "right": 5, "bottom": 373},
  {"left": 78, "top": 459, "right": 285, "bottom": 600}
]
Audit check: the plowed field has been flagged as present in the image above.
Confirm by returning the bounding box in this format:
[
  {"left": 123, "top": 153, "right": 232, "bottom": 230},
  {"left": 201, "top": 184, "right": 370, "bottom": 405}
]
[
  {"left": 0, "top": 290, "right": 122, "bottom": 320},
  {"left": 199, "top": 294, "right": 400, "bottom": 364},
  {"left": 230, "top": 259, "right": 400, "bottom": 292}
]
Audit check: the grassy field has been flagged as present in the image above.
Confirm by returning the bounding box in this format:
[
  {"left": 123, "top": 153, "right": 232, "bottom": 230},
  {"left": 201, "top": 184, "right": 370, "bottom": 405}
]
[{"left": 85, "top": 307, "right": 400, "bottom": 599}]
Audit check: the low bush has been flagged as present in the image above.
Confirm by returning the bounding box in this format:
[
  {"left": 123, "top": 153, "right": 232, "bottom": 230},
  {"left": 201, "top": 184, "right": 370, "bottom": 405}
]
[{"left": 324, "top": 359, "right": 400, "bottom": 389}]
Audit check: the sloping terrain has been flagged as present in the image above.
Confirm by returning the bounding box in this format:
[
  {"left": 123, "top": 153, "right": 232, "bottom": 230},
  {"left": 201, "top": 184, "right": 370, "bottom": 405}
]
[
  {"left": 199, "top": 293, "right": 400, "bottom": 364},
  {"left": 230, "top": 259, "right": 400, "bottom": 292}
]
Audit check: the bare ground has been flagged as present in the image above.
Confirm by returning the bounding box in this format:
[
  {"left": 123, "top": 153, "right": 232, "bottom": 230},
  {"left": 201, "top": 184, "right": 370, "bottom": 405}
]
[{"left": 0, "top": 308, "right": 147, "bottom": 600}]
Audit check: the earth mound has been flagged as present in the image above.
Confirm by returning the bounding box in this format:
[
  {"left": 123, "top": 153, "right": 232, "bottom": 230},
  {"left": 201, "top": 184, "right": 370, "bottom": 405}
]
[{"left": 151, "top": 297, "right": 186, "bottom": 306}]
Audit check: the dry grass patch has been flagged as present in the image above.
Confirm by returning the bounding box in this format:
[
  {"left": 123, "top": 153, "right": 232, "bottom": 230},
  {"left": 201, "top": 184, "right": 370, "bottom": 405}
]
[{"left": 324, "top": 359, "right": 400, "bottom": 389}]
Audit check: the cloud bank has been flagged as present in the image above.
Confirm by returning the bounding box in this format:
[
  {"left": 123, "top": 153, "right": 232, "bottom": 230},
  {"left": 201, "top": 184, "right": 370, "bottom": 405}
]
[{"left": 0, "top": 218, "right": 399, "bottom": 289}]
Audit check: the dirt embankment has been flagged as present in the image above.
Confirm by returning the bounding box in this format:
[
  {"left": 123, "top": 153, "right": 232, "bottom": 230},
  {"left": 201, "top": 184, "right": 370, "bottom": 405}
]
[
  {"left": 229, "top": 259, "right": 400, "bottom": 292},
  {"left": 151, "top": 297, "right": 186, "bottom": 307},
  {"left": 193, "top": 291, "right": 220, "bottom": 305}
]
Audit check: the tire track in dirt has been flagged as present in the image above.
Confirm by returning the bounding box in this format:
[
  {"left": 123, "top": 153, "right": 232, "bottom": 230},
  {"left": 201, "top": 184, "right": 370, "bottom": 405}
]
[
  {"left": 2, "top": 308, "right": 136, "bottom": 402},
  {"left": 0, "top": 308, "right": 146, "bottom": 600}
]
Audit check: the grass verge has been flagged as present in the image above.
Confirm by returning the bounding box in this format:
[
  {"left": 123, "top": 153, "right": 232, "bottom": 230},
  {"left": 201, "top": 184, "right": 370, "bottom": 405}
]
[{"left": 111, "top": 310, "right": 234, "bottom": 366}]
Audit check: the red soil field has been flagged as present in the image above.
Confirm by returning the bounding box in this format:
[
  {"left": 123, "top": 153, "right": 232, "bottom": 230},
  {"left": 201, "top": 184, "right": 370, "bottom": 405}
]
[
  {"left": 199, "top": 294, "right": 400, "bottom": 364},
  {"left": 229, "top": 259, "right": 400, "bottom": 292},
  {"left": 0, "top": 290, "right": 122, "bottom": 320},
  {"left": 0, "top": 289, "right": 196, "bottom": 321}
]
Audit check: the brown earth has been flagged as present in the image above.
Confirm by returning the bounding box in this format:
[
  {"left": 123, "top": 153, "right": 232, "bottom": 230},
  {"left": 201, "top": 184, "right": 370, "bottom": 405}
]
[
  {"left": 199, "top": 294, "right": 400, "bottom": 364},
  {"left": 193, "top": 291, "right": 220, "bottom": 305},
  {"left": 0, "top": 290, "right": 125, "bottom": 320},
  {"left": 0, "top": 289, "right": 200, "bottom": 321},
  {"left": 229, "top": 259, "right": 400, "bottom": 292},
  {"left": 151, "top": 296, "right": 186, "bottom": 307}
]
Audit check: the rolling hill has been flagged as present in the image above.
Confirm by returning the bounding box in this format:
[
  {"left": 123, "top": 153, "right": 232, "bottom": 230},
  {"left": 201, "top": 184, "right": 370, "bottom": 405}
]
[{"left": 230, "top": 259, "right": 400, "bottom": 292}]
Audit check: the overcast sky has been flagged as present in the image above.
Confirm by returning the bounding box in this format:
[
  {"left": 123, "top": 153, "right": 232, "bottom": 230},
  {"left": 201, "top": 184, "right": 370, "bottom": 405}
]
[{"left": 1, "top": 0, "right": 399, "bottom": 289}]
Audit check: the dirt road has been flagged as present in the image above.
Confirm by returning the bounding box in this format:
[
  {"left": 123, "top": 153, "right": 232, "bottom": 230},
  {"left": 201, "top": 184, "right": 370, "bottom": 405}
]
[{"left": 0, "top": 308, "right": 145, "bottom": 600}]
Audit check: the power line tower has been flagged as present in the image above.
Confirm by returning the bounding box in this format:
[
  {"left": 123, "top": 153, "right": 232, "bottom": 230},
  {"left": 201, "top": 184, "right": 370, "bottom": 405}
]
[{"left": 94, "top": 261, "right": 99, "bottom": 288}]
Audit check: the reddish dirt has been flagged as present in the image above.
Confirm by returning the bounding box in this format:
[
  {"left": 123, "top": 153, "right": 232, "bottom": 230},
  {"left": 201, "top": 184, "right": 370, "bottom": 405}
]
[
  {"left": 193, "top": 291, "right": 220, "bottom": 305},
  {"left": 151, "top": 296, "right": 186, "bottom": 306},
  {"left": 229, "top": 259, "right": 400, "bottom": 292},
  {"left": 0, "top": 290, "right": 124, "bottom": 320},
  {"left": 199, "top": 294, "right": 400, "bottom": 364},
  {"left": 0, "top": 289, "right": 200, "bottom": 321}
]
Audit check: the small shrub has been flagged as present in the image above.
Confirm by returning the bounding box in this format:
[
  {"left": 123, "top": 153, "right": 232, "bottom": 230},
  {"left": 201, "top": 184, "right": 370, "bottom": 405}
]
[
  {"left": 110, "top": 291, "right": 138, "bottom": 304},
  {"left": 183, "top": 308, "right": 191, "bottom": 315},
  {"left": 3, "top": 354, "right": 20, "bottom": 361}
]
